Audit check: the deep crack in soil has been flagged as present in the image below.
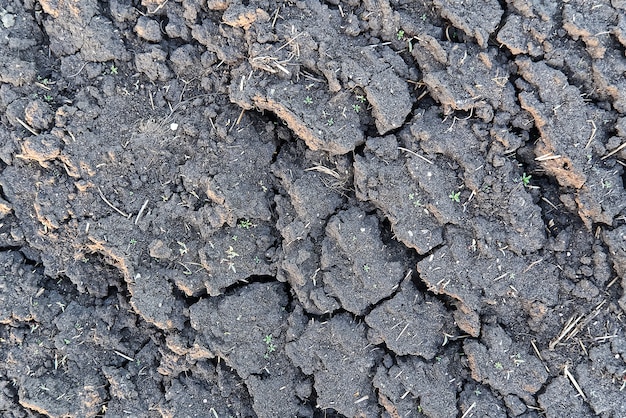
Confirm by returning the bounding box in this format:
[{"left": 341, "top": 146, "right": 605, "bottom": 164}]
[{"left": 1, "top": 0, "right": 626, "bottom": 417}]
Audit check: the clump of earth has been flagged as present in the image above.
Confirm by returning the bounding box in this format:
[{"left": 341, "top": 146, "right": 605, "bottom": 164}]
[{"left": 1, "top": 0, "right": 625, "bottom": 417}]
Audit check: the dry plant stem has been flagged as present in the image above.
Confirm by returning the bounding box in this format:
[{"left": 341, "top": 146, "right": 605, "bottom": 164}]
[
  {"left": 564, "top": 365, "right": 587, "bottom": 401},
  {"left": 398, "top": 146, "right": 434, "bottom": 164},
  {"left": 601, "top": 142, "right": 626, "bottom": 160},
  {"left": 15, "top": 117, "right": 39, "bottom": 135},
  {"left": 461, "top": 402, "right": 476, "bottom": 418},
  {"left": 98, "top": 187, "right": 130, "bottom": 218},
  {"left": 135, "top": 199, "right": 149, "bottom": 225}
]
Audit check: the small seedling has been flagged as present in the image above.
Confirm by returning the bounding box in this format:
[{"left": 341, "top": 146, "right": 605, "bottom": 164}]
[
  {"left": 356, "top": 94, "right": 367, "bottom": 103},
  {"left": 602, "top": 180, "right": 612, "bottom": 189},
  {"left": 521, "top": 173, "right": 531, "bottom": 186},
  {"left": 37, "top": 75, "right": 50, "bottom": 85},
  {"left": 408, "top": 193, "right": 423, "bottom": 207},
  {"left": 494, "top": 362, "right": 503, "bottom": 370},
  {"left": 363, "top": 264, "right": 370, "bottom": 273},
  {"left": 327, "top": 118, "right": 334, "bottom": 126},
  {"left": 238, "top": 219, "right": 254, "bottom": 229},
  {"left": 396, "top": 29, "right": 405, "bottom": 40},
  {"left": 110, "top": 64, "right": 118, "bottom": 75},
  {"left": 43, "top": 94, "right": 53, "bottom": 102},
  {"left": 449, "top": 191, "right": 461, "bottom": 203},
  {"left": 304, "top": 96, "right": 313, "bottom": 105},
  {"left": 511, "top": 353, "right": 525, "bottom": 366},
  {"left": 352, "top": 104, "right": 361, "bottom": 113},
  {"left": 225, "top": 246, "right": 239, "bottom": 259},
  {"left": 263, "top": 334, "right": 276, "bottom": 359}
]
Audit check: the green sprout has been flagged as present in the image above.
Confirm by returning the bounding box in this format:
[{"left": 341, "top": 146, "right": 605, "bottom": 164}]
[
  {"left": 396, "top": 29, "right": 405, "bottom": 40},
  {"left": 238, "top": 219, "right": 254, "bottom": 229},
  {"left": 43, "top": 94, "right": 53, "bottom": 102},
  {"left": 494, "top": 362, "right": 503, "bottom": 370},
  {"left": 304, "top": 96, "right": 313, "bottom": 105},
  {"left": 449, "top": 191, "right": 461, "bottom": 203},
  {"left": 110, "top": 64, "right": 118, "bottom": 75},
  {"left": 363, "top": 264, "right": 370, "bottom": 273},
  {"left": 356, "top": 95, "right": 367, "bottom": 103},
  {"left": 263, "top": 334, "right": 276, "bottom": 359},
  {"left": 327, "top": 118, "right": 334, "bottom": 126},
  {"left": 352, "top": 104, "right": 361, "bottom": 113},
  {"left": 408, "top": 193, "right": 423, "bottom": 207},
  {"left": 521, "top": 173, "right": 532, "bottom": 186}
]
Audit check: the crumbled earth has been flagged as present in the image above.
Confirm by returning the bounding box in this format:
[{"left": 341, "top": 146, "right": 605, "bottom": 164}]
[{"left": 0, "top": 0, "right": 625, "bottom": 417}]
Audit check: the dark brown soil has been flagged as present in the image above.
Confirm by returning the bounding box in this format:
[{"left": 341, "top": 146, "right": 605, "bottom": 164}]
[{"left": 1, "top": 0, "right": 625, "bottom": 417}]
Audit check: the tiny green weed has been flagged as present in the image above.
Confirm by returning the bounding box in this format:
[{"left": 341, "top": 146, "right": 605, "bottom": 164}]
[
  {"left": 396, "top": 29, "right": 405, "bottom": 40},
  {"left": 263, "top": 334, "right": 276, "bottom": 359},
  {"left": 238, "top": 219, "right": 254, "bottom": 229},
  {"left": 304, "top": 96, "right": 313, "bottom": 105},
  {"left": 352, "top": 104, "right": 361, "bottom": 113},
  {"left": 449, "top": 191, "right": 461, "bottom": 203},
  {"left": 521, "top": 173, "right": 532, "bottom": 186}
]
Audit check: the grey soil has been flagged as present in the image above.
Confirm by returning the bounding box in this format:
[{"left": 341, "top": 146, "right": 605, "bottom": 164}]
[{"left": 1, "top": 0, "right": 625, "bottom": 417}]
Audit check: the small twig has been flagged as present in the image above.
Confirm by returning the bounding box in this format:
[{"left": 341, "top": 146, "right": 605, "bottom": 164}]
[
  {"left": 35, "top": 82, "right": 52, "bottom": 91},
  {"left": 398, "top": 147, "right": 434, "bottom": 164},
  {"left": 606, "top": 276, "right": 619, "bottom": 289},
  {"left": 523, "top": 258, "right": 543, "bottom": 273},
  {"left": 135, "top": 199, "right": 149, "bottom": 225},
  {"left": 275, "top": 31, "right": 304, "bottom": 53},
  {"left": 271, "top": 5, "right": 280, "bottom": 28},
  {"left": 67, "top": 62, "right": 87, "bottom": 78},
  {"left": 585, "top": 120, "right": 597, "bottom": 149},
  {"left": 305, "top": 165, "right": 341, "bottom": 179},
  {"left": 541, "top": 197, "right": 559, "bottom": 211},
  {"left": 549, "top": 314, "right": 583, "bottom": 350},
  {"left": 113, "top": 350, "right": 135, "bottom": 362},
  {"left": 395, "top": 323, "right": 410, "bottom": 341},
  {"left": 601, "top": 142, "right": 626, "bottom": 160},
  {"left": 98, "top": 187, "right": 129, "bottom": 218},
  {"left": 564, "top": 365, "right": 587, "bottom": 401},
  {"left": 273, "top": 61, "right": 290, "bottom": 75},
  {"left": 15, "top": 117, "right": 39, "bottom": 135},
  {"left": 535, "top": 153, "right": 562, "bottom": 161},
  {"left": 147, "top": 0, "right": 168, "bottom": 14},
  {"left": 531, "top": 339, "right": 550, "bottom": 373},
  {"left": 461, "top": 402, "right": 476, "bottom": 418}
]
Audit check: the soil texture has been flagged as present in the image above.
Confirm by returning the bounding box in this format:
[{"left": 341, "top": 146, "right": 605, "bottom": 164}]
[{"left": 1, "top": 0, "right": 626, "bottom": 417}]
